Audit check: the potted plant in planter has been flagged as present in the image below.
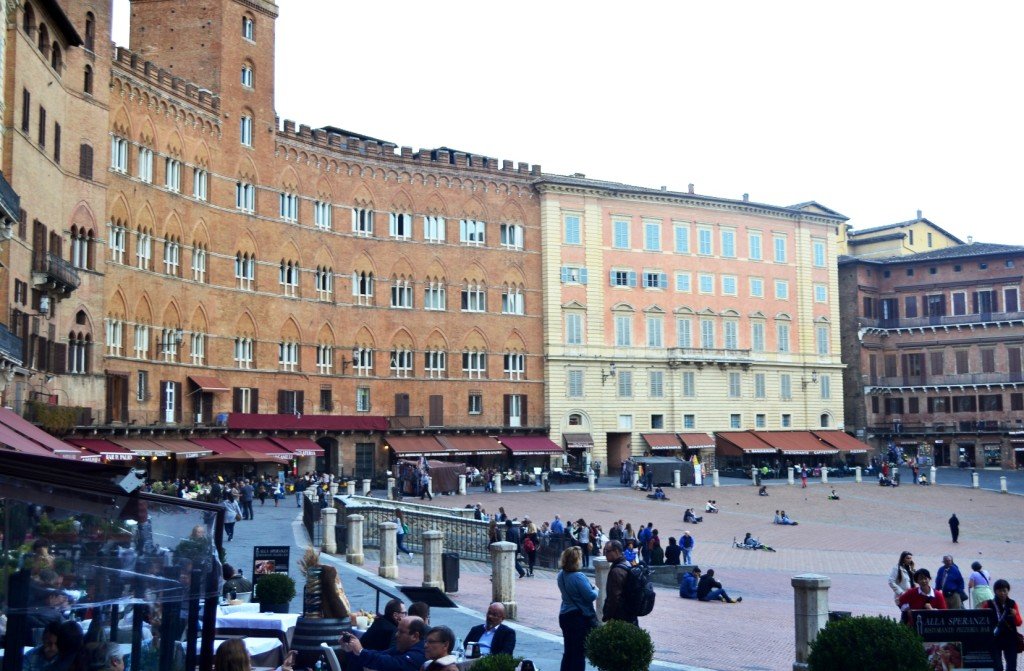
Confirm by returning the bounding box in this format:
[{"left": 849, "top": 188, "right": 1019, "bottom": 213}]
[
  {"left": 585, "top": 620, "right": 654, "bottom": 671},
  {"left": 254, "top": 572, "right": 296, "bottom": 613},
  {"left": 808, "top": 615, "right": 928, "bottom": 671}
]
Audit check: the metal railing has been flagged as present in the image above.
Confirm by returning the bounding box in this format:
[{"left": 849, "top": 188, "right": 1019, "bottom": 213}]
[
  {"left": 0, "top": 322, "right": 23, "bottom": 365},
  {"left": 302, "top": 490, "right": 323, "bottom": 547},
  {"left": 875, "top": 373, "right": 1021, "bottom": 387},
  {"left": 0, "top": 170, "right": 21, "bottom": 221},
  {"left": 668, "top": 347, "right": 753, "bottom": 366},
  {"left": 34, "top": 252, "right": 81, "bottom": 291},
  {"left": 863, "top": 311, "right": 1024, "bottom": 330}
]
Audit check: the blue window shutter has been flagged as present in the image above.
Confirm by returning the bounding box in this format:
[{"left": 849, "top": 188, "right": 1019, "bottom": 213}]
[
  {"left": 660, "top": 273, "right": 668, "bottom": 289},
  {"left": 628, "top": 271, "right": 637, "bottom": 287},
  {"left": 609, "top": 270, "right": 616, "bottom": 285},
  {"left": 580, "top": 268, "right": 588, "bottom": 285},
  {"left": 561, "top": 266, "right": 569, "bottom": 283}
]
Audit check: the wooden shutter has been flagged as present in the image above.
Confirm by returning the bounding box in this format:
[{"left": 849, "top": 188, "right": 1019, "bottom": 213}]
[
  {"left": 52, "top": 343, "right": 66, "bottom": 374},
  {"left": 277, "top": 389, "right": 287, "bottom": 413},
  {"left": 428, "top": 395, "right": 443, "bottom": 427},
  {"left": 251, "top": 388, "right": 259, "bottom": 414},
  {"left": 296, "top": 391, "right": 304, "bottom": 414},
  {"left": 394, "top": 393, "right": 409, "bottom": 417},
  {"left": 233, "top": 388, "right": 242, "bottom": 413},
  {"left": 520, "top": 396, "right": 528, "bottom": 427},
  {"left": 119, "top": 377, "right": 129, "bottom": 423},
  {"left": 105, "top": 375, "right": 115, "bottom": 423},
  {"left": 503, "top": 394, "right": 511, "bottom": 426}
]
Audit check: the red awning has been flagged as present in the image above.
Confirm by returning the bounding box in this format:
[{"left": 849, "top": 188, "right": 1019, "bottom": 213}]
[
  {"left": 268, "top": 437, "right": 324, "bottom": 456},
  {"left": 189, "top": 438, "right": 240, "bottom": 455},
  {"left": 226, "top": 438, "right": 292, "bottom": 458},
  {"left": 753, "top": 431, "right": 838, "bottom": 455},
  {"left": 384, "top": 435, "right": 445, "bottom": 456},
  {"left": 110, "top": 438, "right": 173, "bottom": 457},
  {"left": 435, "top": 435, "right": 505, "bottom": 455},
  {"left": 148, "top": 439, "right": 212, "bottom": 458},
  {"left": 0, "top": 422, "right": 56, "bottom": 457},
  {"left": 0, "top": 408, "right": 81, "bottom": 458},
  {"left": 496, "top": 436, "right": 563, "bottom": 455},
  {"left": 812, "top": 431, "right": 870, "bottom": 454},
  {"left": 677, "top": 433, "right": 715, "bottom": 450},
  {"left": 66, "top": 438, "right": 136, "bottom": 461},
  {"left": 228, "top": 413, "right": 388, "bottom": 432},
  {"left": 562, "top": 433, "right": 594, "bottom": 450},
  {"left": 715, "top": 431, "right": 777, "bottom": 456},
  {"left": 188, "top": 375, "right": 230, "bottom": 392},
  {"left": 642, "top": 433, "right": 683, "bottom": 450}
]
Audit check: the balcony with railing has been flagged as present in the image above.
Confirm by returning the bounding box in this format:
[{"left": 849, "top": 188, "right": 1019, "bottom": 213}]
[
  {"left": 873, "top": 372, "right": 1024, "bottom": 389},
  {"left": 0, "top": 323, "right": 23, "bottom": 366},
  {"left": 33, "top": 252, "right": 80, "bottom": 296},
  {"left": 868, "top": 418, "right": 1021, "bottom": 436},
  {"left": 862, "top": 310, "right": 1024, "bottom": 332},
  {"left": 0, "top": 171, "right": 21, "bottom": 225},
  {"left": 667, "top": 347, "right": 753, "bottom": 369}
]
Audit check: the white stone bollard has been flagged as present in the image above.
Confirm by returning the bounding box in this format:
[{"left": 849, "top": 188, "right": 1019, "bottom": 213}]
[
  {"left": 1000, "top": 476, "right": 1008, "bottom": 493},
  {"left": 930, "top": 466, "right": 937, "bottom": 485},
  {"left": 329, "top": 482, "right": 339, "bottom": 496},
  {"left": 751, "top": 467, "right": 759, "bottom": 485},
  {"left": 426, "top": 476, "right": 434, "bottom": 498},
  {"left": 788, "top": 467, "right": 795, "bottom": 485},
  {"left": 422, "top": 530, "right": 444, "bottom": 589},
  {"left": 346, "top": 481, "right": 356, "bottom": 497},
  {"left": 541, "top": 472, "right": 549, "bottom": 491},
  {"left": 593, "top": 556, "right": 610, "bottom": 619},
  {"left": 854, "top": 466, "right": 862, "bottom": 483},
  {"left": 458, "top": 474, "right": 467, "bottom": 496},
  {"left": 587, "top": 470, "right": 596, "bottom": 492},
  {"left": 792, "top": 573, "right": 831, "bottom": 670},
  {"left": 387, "top": 477, "right": 396, "bottom": 500},
  {"left": 362, "top": 479, "right": 371, "bottom": 496},
  {"left": 971, "top": 471, "right": 980, "bottom": 489},
  {"left": 378, "top": 521, "right": 398, "bottom": 579},
  {"left": 712, "top": 469, "right": 720, "bottom": 487},
  {"left": 490, "top": 541, "right": 518, "bottom": 619},
  {"left": 494, "top": 475, "right": 502, "bottom": 494},
  {"left": 820, "top": 467, "right": 829, "bottom": 484},
  {"left": 630, "top": 471, "right": 640, "bottom": 488},
  {"left": 345, "top": 514, "right": 365, "bottom": 566},
  {"left": 673, "top": 470, "right": 681, "bottom": 489},
  {"left": 322, "top": 507, "right": 338, "bottom": 554}
]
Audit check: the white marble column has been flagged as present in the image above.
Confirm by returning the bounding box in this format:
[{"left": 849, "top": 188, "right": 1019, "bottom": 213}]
[
  {"left": 494, "top": 475, "right": 502, "bottom": 494},
  {"left": 792, "top": 573, "right": 831, "bottom": 670},
  {"left": 345, "top": 514, "right": 365, "bottom": 565},
  {"left": 593, "top": 556, "right": 610, "bottom": 620},
  {"left": 673, "top": 470, "right": 681, "bottom": 489},
  {"left": 971, "top": 471, "right": 980, "bottom": 489},
  {"left": 820, "top": 467, "right": 829, "bottom": 484},
  {"left": 422, "top": 530, "right": 444, "bottom": 589},
  {"left": 788, "top": 466, "right": 795, "bottom": 485},
  {"left": 854, "top": 466, "right": 862, "bottom": 483},
  {"left": 929, "top": 466, "right": 937, "bottom": 485},
  {"left": 362, "top": 479, "right": 371, "bottom": 496},
  {"left": 1000, "top": 476, "right": 1008, "bottom": 493},
  {"left": 712, "top": 469, "right": 720, "bottom": 487},
  {"left": 322, "top": 507, "right": 338, "bottom": 554},
  {"left": 490, "top": 541, "right": 517, "bottom": 619},
  {"left": 346, "top": 481, "right": 356, "bottom": 497},
  {"left": 378, "top": 521, "right": 398, "bottom": 579},
  {"left": 751, "top": 467, "right": 759, "bottom": 485},
  {"left": 458, "top": 474, "right": 467, "bottom": 496},
  {"left": 387, "top": 477, "right": 396, "bottom": 500}
]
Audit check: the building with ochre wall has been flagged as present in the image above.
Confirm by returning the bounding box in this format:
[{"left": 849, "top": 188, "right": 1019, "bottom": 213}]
[{"left": 539, "top": 176, "right": 847, "bottom": 473}]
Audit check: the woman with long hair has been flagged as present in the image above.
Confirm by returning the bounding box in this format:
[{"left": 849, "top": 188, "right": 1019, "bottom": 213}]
[
  {"left": 488, "top": 518, "right": 501, "bottom": 544},
  {"left": 319, "top": 564, "right": 351, "bottom": 619},
  {"left": 981, "top": 579, "right": 1021, "bottom": 671},
  {"left": 888, "top": 550, "right": 915, "bottom": 603},
  {"left": 556, "top": 546, "right": 598, "bottom": 671},
  {"left": 214, "top": 637, "right": 296, "bottom": 671}
]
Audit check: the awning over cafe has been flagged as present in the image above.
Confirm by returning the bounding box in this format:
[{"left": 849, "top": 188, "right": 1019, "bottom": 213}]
[
  {"left": 715, "top": 431, "right": 777, "bottom": 456},
  {"left": 148, "top": 439, "right": 212, "bottom": 458},
  {"left": 189, "top": 438, "right": 240, "bottom": 455},
  {"left": 642, "top": 433, "right": 683, "bottom": 451},
  {"left": 435, "top": 435, "right": 505, "bottom": 455},
  {"left": 110, "top": 438, "right": 173, "bottom": 457},
  {"left": 0, "top": 422, "right": 58, "bottom": 458},
  {"left": 226, "top": 438, "right": 291, "bottom": 458},
  {"left": 228, "top": 413, "right": 388, "bottom": 432},
  {"left": 66, "top": 438, "right": 136, "bottom": 461},
  {"left": 753, "top": 431, "right": 838, "bottom": 456},
  {"left": 496, "top": 435, "right": 563, "bottom": 456},
  {"left": 812, "top": 431, "right": 870, "bottom": 454},
  {"left": 384, "top": 435, "right": 446, "bottom": 456},
  {"left": 188, "top": 375, "right": 230, "bottom": 392},
  {"left": 562, "top": 433, "right": 594, "bottom": 450},
  {"left": 677, "top": 433, "right": 715, "bottom": 450},
  {"left": 0, "top": 407, "right": 81, "bottom": 459},
  {"left": 269, "top": 437, "right": 324, "bottom": 456}
]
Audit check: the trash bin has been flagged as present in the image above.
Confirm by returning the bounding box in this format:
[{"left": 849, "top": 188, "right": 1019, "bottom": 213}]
[
  {"left": 828, "top": 611, "right": 852, "bottom": 622},
  {"left": 335, "top": 523, "right": 347, "bottom": 554},
  {"left": 442, "top": 552, "right": 460, "bottom": 593}
]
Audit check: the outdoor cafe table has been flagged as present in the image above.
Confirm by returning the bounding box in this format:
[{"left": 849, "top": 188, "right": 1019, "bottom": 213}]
[
  {"left": 216, "top": 611, "right": 301, "bottom": 642},
  {"left": 218, "top": 602, "right": 260, "bottom": 615}
]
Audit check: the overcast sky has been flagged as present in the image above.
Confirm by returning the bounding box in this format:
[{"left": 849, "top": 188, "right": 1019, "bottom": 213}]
[{"left": 112, "top": 1, "right": 1024, "bottom": 244}]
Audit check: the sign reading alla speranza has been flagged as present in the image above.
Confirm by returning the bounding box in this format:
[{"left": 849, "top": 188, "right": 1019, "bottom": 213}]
[
  {"left": 253, "top": 545, "right": 291, "bottom": 577},
  {"left": 911, "top": 608, "right": 998, "bottom": 670}
]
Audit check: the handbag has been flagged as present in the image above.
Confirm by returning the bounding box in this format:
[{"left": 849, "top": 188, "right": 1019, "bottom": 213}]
[
  {"left": 235, "top": 513, "right": 242, "bottom": 522},
  {"left": 1017, "top": 632, "right": 1024, "bottom": 654}
]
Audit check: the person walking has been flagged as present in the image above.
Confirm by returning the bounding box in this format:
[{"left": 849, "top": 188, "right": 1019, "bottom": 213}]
[
  {"left": 395, "top": 510, "right": 413, "bottom": 558},
  {"left": 980, "top": 579, "right": 1021, "bottom": 671},
  {"left": 969, "top": 561, "right": 995, "bottom": 608},
  {"left": 888, "top": 551, "right": 916, "bottom": 604},
  {"left": 222, "top": 493, "right": 242, "bottom": 542},
  {"left": 557, "top": 546, "right": 598, "bottom": 671},
  {"left": 949, "top": 513, "right": 960, "bottom": 543},
  {"left": 936, "top": 555, "right": 966, "bottom": 609},
  {"left": 800, "top": 465, "right": 808, "bottom": 489},
  {"left": 239, "top": 480, "right": 254, "bottom": 520}
]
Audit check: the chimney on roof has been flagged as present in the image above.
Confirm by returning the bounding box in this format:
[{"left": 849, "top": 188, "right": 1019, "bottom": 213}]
[
  {"left": 571, "top": 173, "right": 586, "bottom": 178},
  {"left": 742, "top": 193, "right": 749, "bottom": 202},
  {"left": 688, "top": 183, "right": 694, "bottom": 194},
  {"left": 916, "top": 209, "right": 922, "bottom": 219},
  {"left": 967, "top": 235, "right": 974, "bottom": 245},
  {"left": 660, "top": 186, "right": 667, "bottom": 191}
]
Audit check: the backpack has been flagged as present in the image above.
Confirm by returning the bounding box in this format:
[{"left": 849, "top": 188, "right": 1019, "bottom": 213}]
[{"left": 624, "top": 562, "right": 656, "bottom": 617}]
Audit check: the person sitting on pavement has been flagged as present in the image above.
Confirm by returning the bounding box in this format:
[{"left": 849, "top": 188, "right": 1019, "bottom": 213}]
[
  {"left": 758, "top": 485, "right": 769, "bottom": 496},
  {"left": 918, "top": 474, "right": 930, "bottom": 486},
  {"left": 828, "top": 489, "right": 840, "bottom": 500},
  {"left": 623, "top": 539, "right": 638, "bottom": 565},
  {"left": 705, "top": 500, "right": 719, "bottom": 513},
  {"left": 422, "top": 625, "right": 459, "bottom": 671},
  {"left": 743, "top": 532, "right": 762, "bottom": 548},
  {"left": 464, "top": 603, "right": 516, "bottom": 657},
  {"left": 773, "top": 510, "right": 783, "bottom": 524},
  {"left": 652, "top": 486, "right": 666, "bottom": 500},
  {"left": 779, "top": 511, "right": 798, "bottom": 526},
  {"left": 341, "top": 615, "right": 427, "bottom": 671},
  {"left": 683, "top": 508, "right": 703, "bottom": 524},
  {"left": 361, "top": 598, "right": 406, "bottom": 651},
  {"left": 679, "top": 567, "right": 701, "bottom": 599},
  {"left": 697, "top": 568, "right": 742, "bottom": 603}
]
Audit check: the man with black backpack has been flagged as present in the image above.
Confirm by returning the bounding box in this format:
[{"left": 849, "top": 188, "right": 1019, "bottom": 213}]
[{"left": 602, "top": 541, "right": 656, "bottom": 625}]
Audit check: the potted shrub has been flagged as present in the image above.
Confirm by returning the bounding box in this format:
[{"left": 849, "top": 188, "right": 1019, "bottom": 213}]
[
  {"left": 254, "top": 572, "right": 296, "bottom": 613},
  {"left": 808, "top": 615, "right": 928, "bottom": 671},
  {"left": 585, "top": 620, "right": 654, "bottom": 671},
  {"left": 469, "top": 654, "right": 523, "bottom": 671}
]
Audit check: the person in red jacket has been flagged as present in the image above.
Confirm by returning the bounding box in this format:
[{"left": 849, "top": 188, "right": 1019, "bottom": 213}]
[
  {"left": 898, "top": 568, "right": 947, "bottom": 624},
  {"left": 981, "top": 579, "right": 1021, "bottom": 671}
]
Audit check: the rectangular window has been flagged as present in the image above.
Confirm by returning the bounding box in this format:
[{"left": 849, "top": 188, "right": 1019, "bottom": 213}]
[
  {"left": 754, "top": 373, "right": 766, "bottom": 398},
  {"left": 814, "top": 284, "right": 827, "bottom": 302},
  {"left": 908, "top": 397, "right": 919, "bottom": 414},
  {"left": 812, "top": 239, "right": 826, "bottom": 267},
  {"left": 618, "top": 414, "right": 633, "bottom": 430},
  {"left": 617, "top": 370, "right": 633, "bottom": 398},
  {"left": 163, "top": 240, "right": 180, "bottom": 276},
  {"left": 697, "top": 227, "right": 713, "bottom": 255},
  {"left": 775, "top": 280, "right": 789, "bottom": 300},
  {"left": 424, "top": 281, "right": 446, "bottom": 311},
  {"left": 391, "top": 279, "right": 414, "bottom": 309},
  {"left": 755, "top": 413, "right": 766, "bottom": 428},
  {"left": 700, "top": 319, "right": 715, "bottom": 349},
  {"left": 111, "top": 136, "right": 128, "bottom": 172},
  {"left": 722, "top": 275, "right": 737, "bottom": 296},
  {"left": 460, "top": 284, "right": 486, "bottom": 312},
  {"left": 109, "top": 226, "right": 126, "bottom": 263},
  {"left": 682, "top": 371, "right": 695, "bottom": 397},
  {"left": 925, "top": 294, "right": 946, "bottom": 317},
  {"left": 389, "top": 213, "right": 413, "bottom": 239},
  {"left": 316, "top": 344, "right": 333, "bottom": 374},
  {"left": 561, "top": 266, "right": 588, "bottom": 285},
  {"left": 904, "top": 295, "right": 918, "bottom": 318},
  {"left": 610, "top": 269, "right": 636, "bottom": 287},
  {"left": 235, "top": 182, "right": 255, "bottom": 212},
  {"left": 781, "top": 414, "right": 792, "bottom": 428},
  {"left": 356, "top": 387, "right": 371, "bottom": 412},
  {"left": 164, "top": 158, "right": 181, "bottom": 192},
  {"left": 106, "top": 320, "right": 124, "bottom": 356},
  {"left": 423, "top": 215, "right": 445, "bottom": 242},
  {"left": 728, "top": 371, "right": 741, "bottom": 397},
  {"left": 649, "top": 371, "right": 664, "bottom": 398},
  {"left": 955, "top": 350, "right": 969, "bottom": 374},
  {"left": 646, "top": 316, "right": 663, "bottom": 347},
  {"left": 564, "top": 214, "right": 581, "bottom": 245},
  {"left": 313, "top": 201, "right": 332, "bottom": 230},
  {"left": 459, "top": 219, "right": 486, "bottom": 245},
  {"left": 353, "top": 347, "right": 374, "bottom": 376},
  {"left": 777, "top": 323, "right": 790, "bottom": 352},
  {"left": 500, "top": 223, "right": 524, "bottom": 250},
  {"left": 138, "top": 147, "right": 153, "bottom": 183},
  {"left": 730, "top": 413, "right": 741, "bottom": 429},
  {"left": 352, "top": 208, "right": 374, "bottom": 236},
  {"left": 53, "top": 122, "right": 61, "bottom": 163},
  {"left": 565, "top": 313, "right": 583, "bottom": 345},
  {"left": 816, "top": 326, "right": 829, "bottom": 355},
  {"left": 863, "top": 297, "right": 875, "bottom": 318},
  {"left": 193, "top": 169, "right": 208, "bottom": 201},
  {"left": 567, "top": 370, "right": 584, "bottom": 398},
  {"left": 503, "top": 353, "right": 525, "bottom": 380},
  {"left": 683, "top": 414, "right": 695, "bottom": 429},
  {"left": 674, "top": 223, "right": 690, "bottom": 253},
  {"left": 650, "top": 414, "right": 664, "bottom": 429},
  {"left": 750, "top": 277, "right": 764, "bottom": 298},
  {"left": 613, "top": 219, "right": 630, "bottom": 249},
  {"left": 133, "top": 325, "right": 150, "bottom": 360},
  {"left": 38, "top": 106, "right": 46, "bottom": 147},
  {"left": 698, "top": 273, "right": 714, "bottom": 294},
  {"left": 820, "top": 374, "right": 831, "bottom": 399},
  {"left": 390, "top": 349, "right": 413, "bottom": 378},
  {"left": 615, "top": 315, "right": 632, "bottom": 346},
  {"left": 21, "top": 89, "right": 30, "bottom": 133},
  {"left": 233, "top": 337, "right": 253, "bottom": 369},
  {"left": 724, "top": 321, "right": 738, "bottom": 350},
  {"left": 981, "top": 348, "right": 995, "bottom": 373},
  {"left": 424, "top": 350, "right": 447, "bottom": 379},
  {"left": 462, "top": 351, "right": 487, "bottom": 379},
  {"left": 773, "top": 235, "right": 787, "bottom": 263},
  {"left": 676, "top": 318, "right": 693, "bottom": 348},
  {"left": 240, "top": 116, "right": 253, "bottom": 147},
  {"left": 748, "top": 232, "right": 762, "bottom": 261},
  {"left": 952, "top": 292, "right": 967, "bottom": 316},
  {"left": 675, "top": 272, "right": 691, "bottom": 292},
  {"left": 278, "top": 341, "right": 299, "bottom": 371},
  {"left": 136, "top": 371, "right": 148, "bottom": 401},
  {"left": 930, "top": 351, "right": 944, "bottom": 375},
  {"left": 721, "top": 229, "right": 736, "bottom": 258},
  {"left": 136, "top": 231, "right": 151, "bottom": 270},
  {"left": 643, "top": 219, "right": 661, "bottom": 251},
  {"left": 467, "top": 393, "right": 483, "bottom": 415}
]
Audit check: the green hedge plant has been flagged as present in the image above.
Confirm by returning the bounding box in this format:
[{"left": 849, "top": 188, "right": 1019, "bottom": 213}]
[
  {"left": 808, "top": 615, "right": 928, "bottom": 671},
  {"left": 585, "top": 620, "right": 655, "bottom": 671}
]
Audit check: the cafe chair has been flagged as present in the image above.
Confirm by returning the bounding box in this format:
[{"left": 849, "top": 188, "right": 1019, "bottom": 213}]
[{"left": 320, "top": 642, "right": 343, "bottom": 671}]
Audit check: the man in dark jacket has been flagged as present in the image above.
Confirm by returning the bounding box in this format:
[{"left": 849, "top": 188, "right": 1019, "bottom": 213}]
[
  {"left": 464, "top": 603, "right": 516, "bottom": 657},
  {"left": 504, "top": 520, "right": 526, "bottom": 578},
  {"left": 948, "top": 513, "right": 960, "bottom": 543},
  {"left": 935, "top": 555, "right": 966, "bottom": 609},
  {"left": 342, "top": 615, "right": 426, "bottom": 671},
  {"left": 697, "top": 568, "right": 741, "bottom": 603},
  {"left": 360, "top": 599, "right": 406, "bottom": 651},
  {"left": 679, "top": 567, "right": 701, "bottom": 599},
  {"left": 601, "top": 541, "right": 637, "bottom": 625}
]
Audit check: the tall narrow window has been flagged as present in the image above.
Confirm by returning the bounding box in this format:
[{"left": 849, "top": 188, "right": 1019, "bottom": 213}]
[
  {"left": 501, "top": 285, "right": 524, "bottom": 315},
  {"left": 242, "top": 15, "right": 255, "bottom": 40},
  {"left": 138, "top": 147, "right": 153, "bottom": 183},
  {"left": 163, "top": 239, "right": 180, "bottom": 276},
  {"left": 461, "top": 283, "right": 486, "bottom": 312},
  {"left": 279, "top": 192, "right": 298, "bottom": 222},
  {"left": 352, "top": 271, "right": 374, "bottom": 305},
  {"left": 391, "top": 277, "right": 413, "bottom": 308},
  {"left": 278, "top": 341, "right": 299, "bottom": 372},
  {"left": 241, "top": 64, "right": 254, "bottom": 88},
  {"left": 193, "top": 168, "right": 208, "bottom": 201},
  {"left": 459, "top": 219, "right": 485, "bottom": 245},
  {"left": 235, "top": 253, "right": 256, "bottom": 290},
  {"left": 424, "top": 215, "right": 445, "bottom": 242},
  {"left": 279, "top": 260, "right": 299, "bottom": 297},
  {"left": 79, "top": 143, "right": 94, "bottom": 179},
  {"left": 504, "top": 353, "right": 525, "bottom": 380},
  {"left": 316, "top": 345, "right": 333, "bottom": 374},
  {"left": 84, "top": 12, "right": 96, "bottom": 51},
  {"left": 500, "top": 223, "right": 524, "bottom": 250},
  {"left": 105, "top": 320, "right": 123, "bottom": 356},
  {"left": 109, "top": 225, "right": 126, "bottom": 263},
  {"left": 314, "top": 201, "right": 332, "bottom": 230},
  {"left": 190, "top": 333, "right": 206, "bottom": 365},
  {"left": 352, "top": 207, "right": 374, "bottom": 236},
  {"left": 314, "top": 266, "right": 333, "bottom": 301},
  {"left": 389, "top": 213, "right": 412, "bottom": 239},
  {"left": 235, "top": 182, "right": 255, "bottom": 212},
  {"left": 110, "top": 137, "right": 128, "bottom": 172},
  {"left": 564, "top": 214, "right": 581, "bottom": 245},
  {"left": 164, "top": 158, "right": 181, "bottom": 192},
  {"left": 191, "top": 244, "right": 207, "bottom": 282},
  {"left": 240, "top": 115, "right": 253, "bottom": 147},
  {"left": 424, "top": 279, "right": 446, "bottom": 310},
  {"left": 136, "top": 230, "right": 152, "bottom": 270},
  {"left": 234, "top": 337, "right": 254, "bottom": 369},
  {"left": 777, "top": 323, "right": 791, "bottom": 353}
]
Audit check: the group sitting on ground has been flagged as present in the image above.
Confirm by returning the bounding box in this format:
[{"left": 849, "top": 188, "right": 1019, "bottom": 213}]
[
  {"left": 679, "top": 567, "right": 742, "bottom": 603},
  {"left": 683, "top": 509, "right": 703, "bottom": 524},
  {"left": 738, "top": 533, "right": 776, "bottom": 552},
  {"left": 773, "top": 510, "right": 798, "bottom": 525},
  {"left": 704, "top": 500, "right": 719, "bottom": 513}
]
